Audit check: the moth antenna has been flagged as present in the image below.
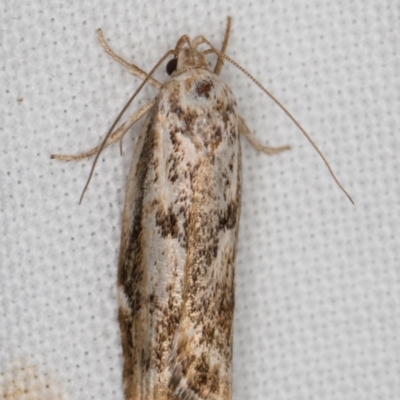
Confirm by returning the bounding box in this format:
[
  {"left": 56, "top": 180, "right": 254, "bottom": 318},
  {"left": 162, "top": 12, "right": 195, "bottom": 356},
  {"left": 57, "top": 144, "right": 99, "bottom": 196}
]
[
  {"left": 202, "top": 38, "right": 354, "bottom": 205},
  {"left": 214, "top": 16, "right": 232, "bottom": 75},
  {"left": 79, "top": 39, "right": 174, "bottom": 204}
]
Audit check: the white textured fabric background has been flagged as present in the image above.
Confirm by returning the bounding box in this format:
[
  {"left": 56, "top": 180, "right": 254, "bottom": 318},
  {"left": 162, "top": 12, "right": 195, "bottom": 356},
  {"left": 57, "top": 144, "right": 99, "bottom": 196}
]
[{"left": 1, "top": 1, "right": 399, "bottom": 399}]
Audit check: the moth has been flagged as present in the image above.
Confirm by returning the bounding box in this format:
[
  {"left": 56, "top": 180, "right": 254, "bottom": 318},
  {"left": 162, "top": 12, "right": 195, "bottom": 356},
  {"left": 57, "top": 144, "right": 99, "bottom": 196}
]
[{"left": 52, "top": 17, "right": 351, "bottom": 400}]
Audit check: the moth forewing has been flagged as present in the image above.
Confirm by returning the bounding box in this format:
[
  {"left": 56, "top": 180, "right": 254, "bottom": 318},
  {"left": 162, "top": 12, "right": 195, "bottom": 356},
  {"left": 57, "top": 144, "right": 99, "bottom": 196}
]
[{"left": 118, "top": 58, "right": 242, "bottom": 398}]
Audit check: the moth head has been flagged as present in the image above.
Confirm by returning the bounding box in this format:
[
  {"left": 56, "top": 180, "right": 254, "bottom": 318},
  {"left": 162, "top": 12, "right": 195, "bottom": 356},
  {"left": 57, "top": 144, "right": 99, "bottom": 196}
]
[{"left": 166, "top": 35, "right": 212, "bottom": 76}]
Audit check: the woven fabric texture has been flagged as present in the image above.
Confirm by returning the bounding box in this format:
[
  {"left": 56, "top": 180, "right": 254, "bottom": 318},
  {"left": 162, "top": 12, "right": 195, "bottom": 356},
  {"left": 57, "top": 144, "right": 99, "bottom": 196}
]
[{"left": 1, "top": 1, "right": 399, "bottom": 399}]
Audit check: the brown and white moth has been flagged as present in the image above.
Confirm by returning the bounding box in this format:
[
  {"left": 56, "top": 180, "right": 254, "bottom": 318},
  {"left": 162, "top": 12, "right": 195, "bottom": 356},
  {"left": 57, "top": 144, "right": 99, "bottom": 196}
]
[{"left": 52, "top": 17, "right": 352, "bottom": 400}]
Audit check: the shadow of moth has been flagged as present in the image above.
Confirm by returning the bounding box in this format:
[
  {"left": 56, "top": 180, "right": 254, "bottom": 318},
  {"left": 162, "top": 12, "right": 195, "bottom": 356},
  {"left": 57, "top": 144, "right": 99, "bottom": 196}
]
[{"left": 52, "top": 16, "right": 352, "bottom": 400}]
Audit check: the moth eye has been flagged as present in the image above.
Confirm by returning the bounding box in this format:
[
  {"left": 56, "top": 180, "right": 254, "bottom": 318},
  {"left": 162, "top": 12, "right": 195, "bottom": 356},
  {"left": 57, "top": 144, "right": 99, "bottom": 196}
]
[{"left": 166, "top": 58, "right": 178, "bottom": 75}]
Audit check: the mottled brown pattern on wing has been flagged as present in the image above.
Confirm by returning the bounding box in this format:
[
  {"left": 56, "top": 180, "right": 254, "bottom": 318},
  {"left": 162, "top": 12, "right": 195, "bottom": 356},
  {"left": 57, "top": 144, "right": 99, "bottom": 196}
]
[
  {"left": 170, "top": 150, "right": 241, "bottom": 400},
  {"left": 168, "top": 71, "right": 241, "bottom": 400},
  {"left": 118, "top": 105, "right": 158, "bottom": 400},
  {"left": 119, "top": 64, "right": 241, "bottom": 400}
]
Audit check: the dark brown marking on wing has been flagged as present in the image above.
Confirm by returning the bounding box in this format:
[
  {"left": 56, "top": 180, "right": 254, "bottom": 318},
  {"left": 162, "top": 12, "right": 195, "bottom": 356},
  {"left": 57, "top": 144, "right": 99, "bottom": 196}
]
[
  {"left": 118, "top": 109, "right": 159, "bottom": 399},
  {"left": 195, "top": 80, "right": 214, "bottom": 99},
  {"left": 168, "top": 85, "right": 184, "bottom": 118},
  {"left": 156, "top": 205, "right": 179, "bottom": 238},
  {"left": 119, "top": 112, "right": 155, "bottom": 312}
]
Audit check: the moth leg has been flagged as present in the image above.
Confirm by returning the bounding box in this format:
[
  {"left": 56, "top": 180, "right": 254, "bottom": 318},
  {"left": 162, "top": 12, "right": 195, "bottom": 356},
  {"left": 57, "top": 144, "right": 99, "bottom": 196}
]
[
  {"left": 239, "top": 116, "right": 290, "bottom": 155},
  {"left": 97, "top": 29, "right": 163, "bottom": 90},
  {"left": 214, "top": 16, "right": 232, "bottom": 75},
  {"left": 51, "top": 99, "right": 155, "bottom": 162}
]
